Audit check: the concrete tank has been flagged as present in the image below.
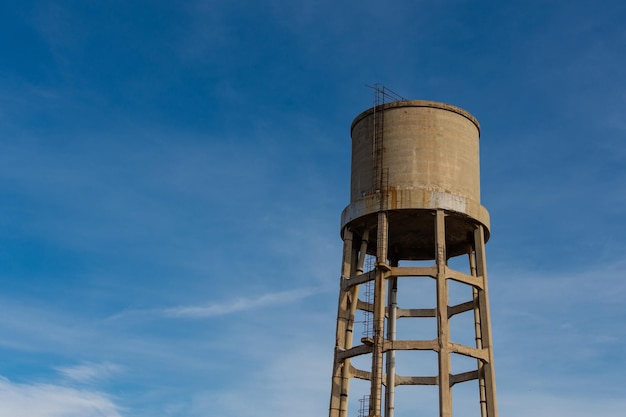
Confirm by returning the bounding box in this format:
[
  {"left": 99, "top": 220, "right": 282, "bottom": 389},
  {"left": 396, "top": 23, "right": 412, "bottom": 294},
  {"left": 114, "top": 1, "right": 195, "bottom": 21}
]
[{"left": 341, "top": 100, "right": 490, "bottom": 260}]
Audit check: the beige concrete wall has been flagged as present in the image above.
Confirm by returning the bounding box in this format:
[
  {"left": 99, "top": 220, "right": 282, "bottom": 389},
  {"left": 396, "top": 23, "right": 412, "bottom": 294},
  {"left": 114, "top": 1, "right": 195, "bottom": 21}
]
[{"left": 343, "top": 101, "right": 489, "bottom": 231}]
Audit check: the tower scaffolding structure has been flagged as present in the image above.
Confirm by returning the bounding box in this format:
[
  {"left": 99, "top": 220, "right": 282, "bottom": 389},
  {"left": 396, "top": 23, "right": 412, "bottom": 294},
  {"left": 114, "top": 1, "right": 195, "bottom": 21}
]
[{"left": 328, "top": 89, "right": 498, "bottom": 417}]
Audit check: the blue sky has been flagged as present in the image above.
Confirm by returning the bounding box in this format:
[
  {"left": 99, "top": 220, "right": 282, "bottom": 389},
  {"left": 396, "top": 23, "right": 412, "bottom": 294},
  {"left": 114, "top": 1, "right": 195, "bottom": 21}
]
[{"left": 0, "top": 1, "right": 625, "bottom": 416}]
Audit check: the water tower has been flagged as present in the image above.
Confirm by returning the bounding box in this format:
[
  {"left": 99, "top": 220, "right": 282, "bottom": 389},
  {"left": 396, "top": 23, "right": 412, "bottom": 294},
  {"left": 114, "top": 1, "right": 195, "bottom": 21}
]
[{"left": 328, "top": 87, "right": 497, "bottom": 417}]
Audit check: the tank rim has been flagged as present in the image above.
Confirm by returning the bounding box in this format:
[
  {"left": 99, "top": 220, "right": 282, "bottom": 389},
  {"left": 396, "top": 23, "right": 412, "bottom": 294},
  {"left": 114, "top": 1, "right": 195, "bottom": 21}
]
[{"left": 350, "top": 100, "right": 480, "bottom": 136}]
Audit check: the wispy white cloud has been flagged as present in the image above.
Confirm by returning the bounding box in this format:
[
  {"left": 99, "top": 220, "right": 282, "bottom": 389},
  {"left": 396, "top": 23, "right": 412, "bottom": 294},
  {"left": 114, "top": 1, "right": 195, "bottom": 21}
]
[
  {"left": 55, "top": 362, "right": 123, "bottom": 384},
  {"left": 162, "top": 288, "right": 316, "bottom": 318},
  {"left": 0, "top": 376, "right": 123, "bottom": 417},
  {"left": 120, "top": 287, "right": 319, "bottom": 319}
]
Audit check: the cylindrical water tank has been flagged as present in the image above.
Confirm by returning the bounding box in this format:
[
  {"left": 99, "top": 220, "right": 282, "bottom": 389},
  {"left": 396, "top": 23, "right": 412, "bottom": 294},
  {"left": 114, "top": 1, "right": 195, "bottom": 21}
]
[{"left": 341, "top": 100, "right": 490, "bottom": 259}]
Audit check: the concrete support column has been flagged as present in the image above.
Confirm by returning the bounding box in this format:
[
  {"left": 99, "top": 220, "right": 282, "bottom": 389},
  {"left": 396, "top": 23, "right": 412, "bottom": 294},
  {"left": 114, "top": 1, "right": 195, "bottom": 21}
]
[
  {"left": 330, "top": 229, "right": 354, "bottom": 417},
  {"left": 468, "top": 244, "right": 488, "bottom": 417},
  {"left": 384, "top": 263, "right": 398, "bottom": 417},
  {"left": 369, "top": 212, "right": 389, "bottom": 417},
  {"left": 339, "top": 229, "right": 370, "bottom": 417},
  {"left": 474, "top": 226, "right": 498, "bottom": 417},
  {"left": 435, "top": 210, "right": 452, "bottom": 417}
]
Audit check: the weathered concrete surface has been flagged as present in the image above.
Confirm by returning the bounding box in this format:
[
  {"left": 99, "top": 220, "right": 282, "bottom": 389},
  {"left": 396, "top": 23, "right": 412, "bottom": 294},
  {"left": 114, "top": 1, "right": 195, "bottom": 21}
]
[{"left": 343, "top": 100, "right": 489, "bottom": 236}]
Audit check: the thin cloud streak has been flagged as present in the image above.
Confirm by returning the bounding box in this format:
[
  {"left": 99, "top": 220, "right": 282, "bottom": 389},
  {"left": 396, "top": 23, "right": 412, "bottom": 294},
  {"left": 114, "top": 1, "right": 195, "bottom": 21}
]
[
  {"left": 110, "top": 287, "right": 320, "bottom": 320},
  {"left": 55, "top": 362, "right": 123, "bottom": 384},
  {"left": 162, "top": 288, "right": 318, "bottom": 318}
]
